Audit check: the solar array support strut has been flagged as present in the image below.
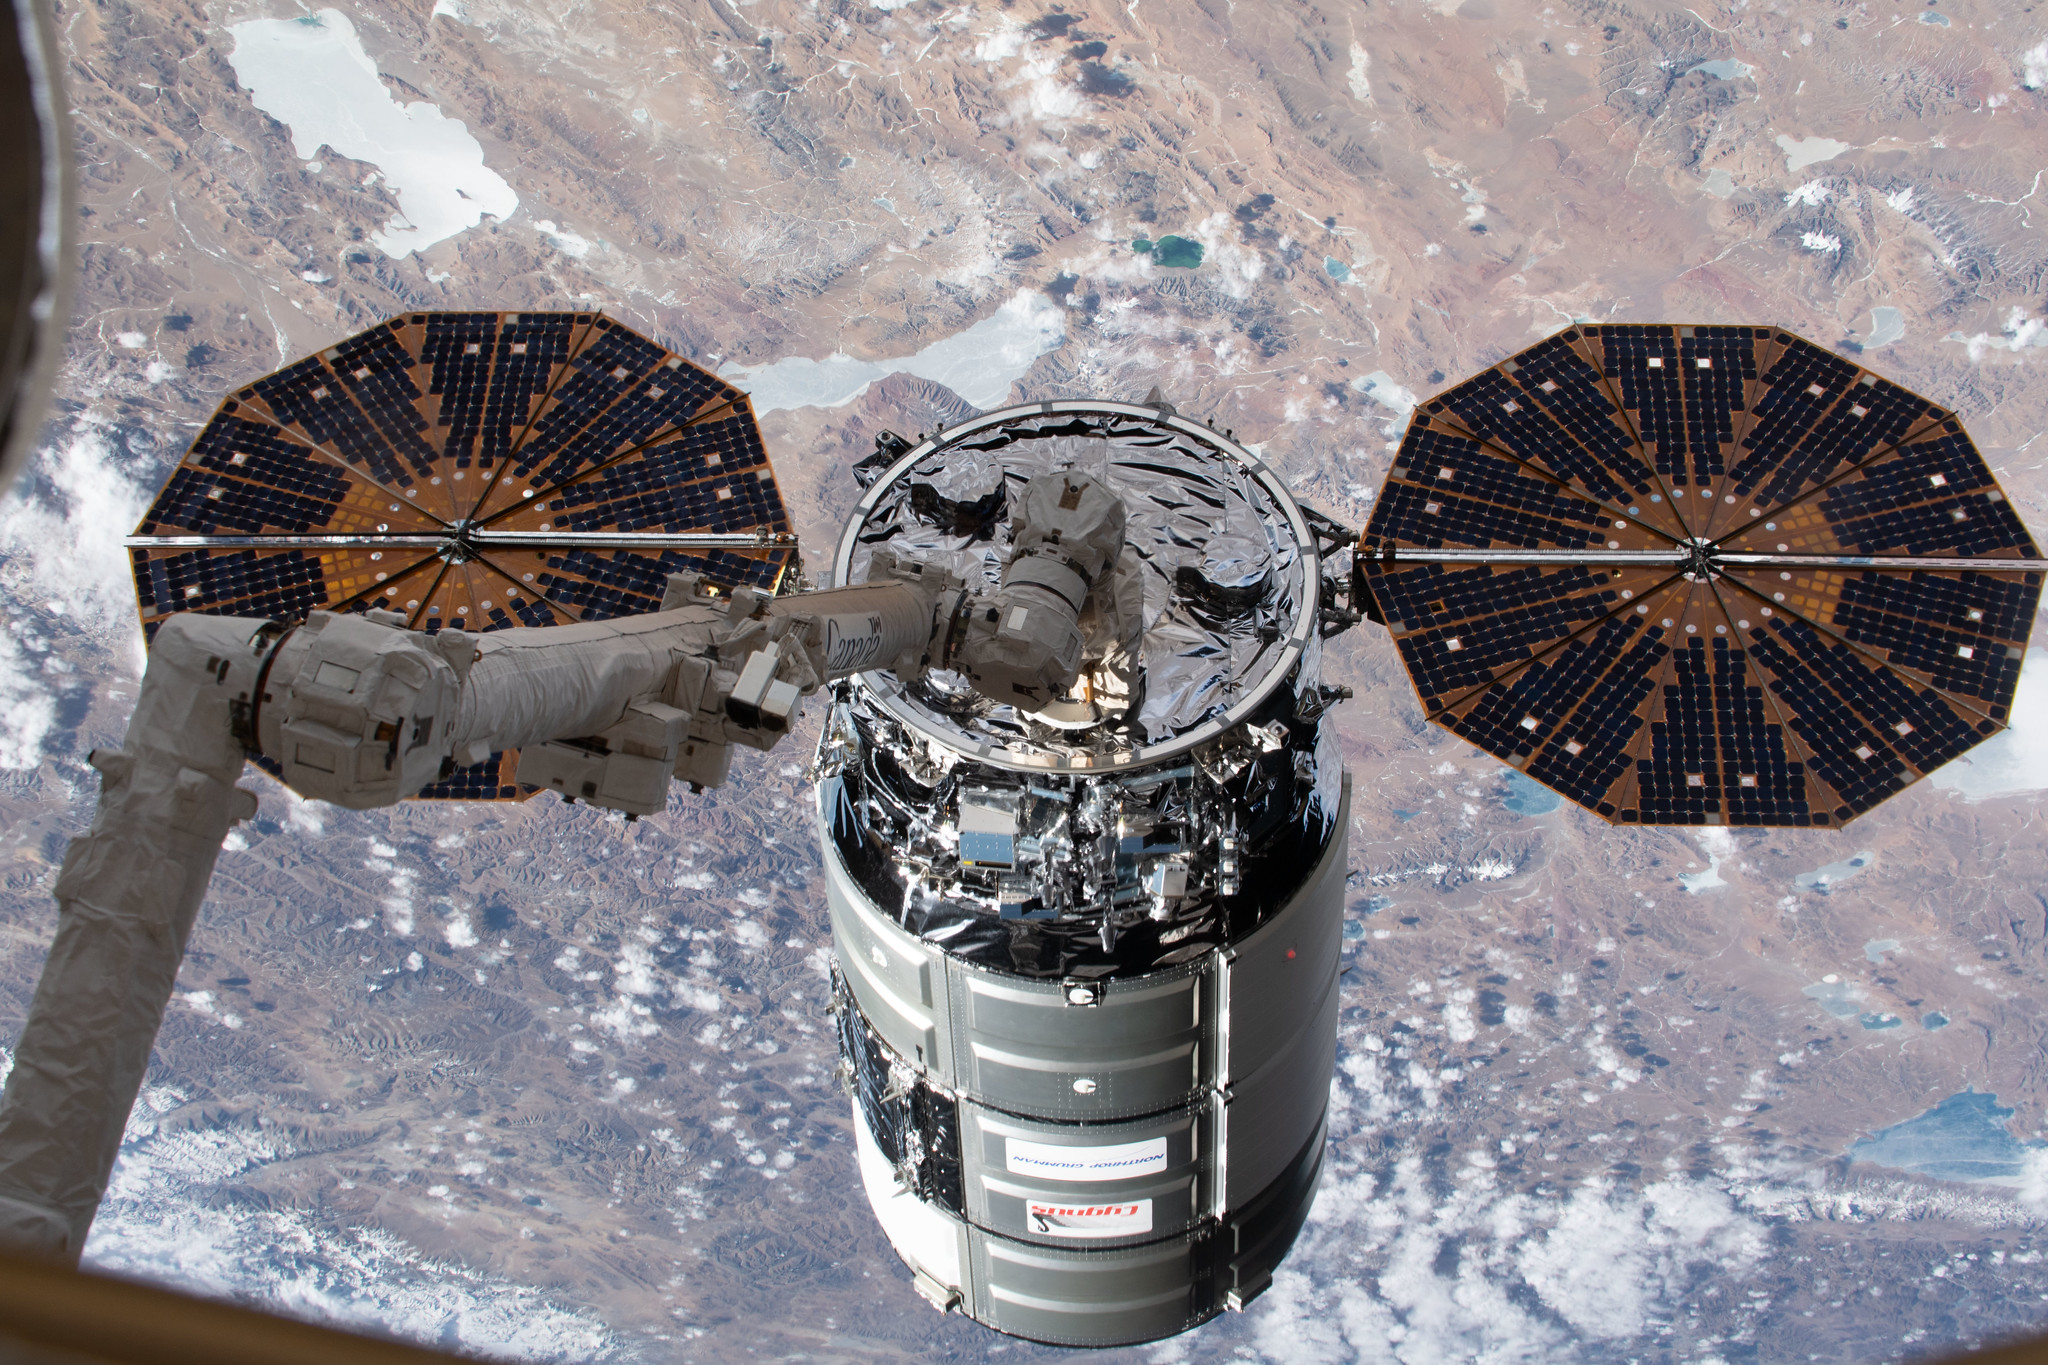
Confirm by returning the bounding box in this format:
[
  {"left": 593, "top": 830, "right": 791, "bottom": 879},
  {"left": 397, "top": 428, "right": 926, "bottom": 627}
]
[{"left": 1358, "top": 548, "right": 2048, "bottom": 572}]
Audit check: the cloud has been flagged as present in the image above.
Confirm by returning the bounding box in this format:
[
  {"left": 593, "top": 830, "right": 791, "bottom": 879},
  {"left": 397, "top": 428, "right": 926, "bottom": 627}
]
[
  {"left": 0, "top": 418, "right": 152, "bottom": 637},
  {"left": 282, "top": 786, "right": 326, "bottom": 835},
  {"left": 0, "top": 629, "right": 56, "bottom": 769},
  {"left": 2018, "top": 1151, "right": 2048, "bottom": 1214},
  {"left": 377, "top": 862, "right": 415, "bottom": 936},
  {"left": 2022, "top": 41, "right": 2048, "bottom": 90},
  {"left": 1520, "top": 1179, "right": 1762, "bottom": 1338},
  {"left": 85, "top": 1096, "right": 622, "bottom": 1360},
  {"left": 1264, "top": 1026, "right": 1806, "bottom": 1364},
  {"left": 1949, "top": 306, "right": 2048, "bottom": 362},
  {"left": 0, "top": 417, "right": 155, "bottom": 769},
  {"left": 973, "top": 18, "right": 1027, "bottom": 63},
  {"left": 1185, "top": 211, "right": 1266, "bottom": 300},
  {"left": 1259, "top": 1148, "right": 1767, "bottom": 1362},
  {"left": 1014, "top": 54, "right": 1088, "bottom": 121},
  {"left": 1259, "top": 1151, "right": 1565, "bottom": 1362}
]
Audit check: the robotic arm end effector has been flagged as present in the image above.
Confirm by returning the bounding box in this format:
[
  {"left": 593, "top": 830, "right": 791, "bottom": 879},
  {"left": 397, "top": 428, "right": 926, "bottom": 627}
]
[{"left": 952, "top": 470, "right": 1125, "bottom": 712}]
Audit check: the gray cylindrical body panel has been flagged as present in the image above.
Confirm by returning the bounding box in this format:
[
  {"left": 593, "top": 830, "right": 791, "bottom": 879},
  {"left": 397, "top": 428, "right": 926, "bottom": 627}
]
[
  {"left": 817, "top": 403, "right": 1350, "bottom": 1347},
  {"left": 824, "top": 786, "right": 1345, "bottom": 1345}
]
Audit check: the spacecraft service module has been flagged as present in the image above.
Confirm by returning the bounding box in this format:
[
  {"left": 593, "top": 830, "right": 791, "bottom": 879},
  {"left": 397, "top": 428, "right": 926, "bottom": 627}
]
[
  {"left": 818, "top": 401, "right": 1350, "bottom": 1342},
  {"left": 0, "top": 311, "right": 2040, "bottom": 1349}
]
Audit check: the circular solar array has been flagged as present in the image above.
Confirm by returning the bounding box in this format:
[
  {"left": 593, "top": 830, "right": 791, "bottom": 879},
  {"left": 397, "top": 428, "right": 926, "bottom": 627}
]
[
  {"left": 1361, "top": 324, "right": 2044, "bottom": 827},
  {"left": 129, "top": 310, "right": 796, "bottom": 798}
]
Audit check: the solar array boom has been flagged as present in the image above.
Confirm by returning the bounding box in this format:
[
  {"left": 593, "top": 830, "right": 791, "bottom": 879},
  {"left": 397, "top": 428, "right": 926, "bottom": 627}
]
[
  {"left": 1362, "top": 549, "right": 2048, "bottom": 571},
  {"left": 127, "top": 531, "right": 801, "bottom": 551}
]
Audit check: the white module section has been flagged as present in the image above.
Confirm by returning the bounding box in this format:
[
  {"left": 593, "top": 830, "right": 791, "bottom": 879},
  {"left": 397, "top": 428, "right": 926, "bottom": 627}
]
[{"left": 853, "top": 1107, "right": 967, "bottom": 1293}]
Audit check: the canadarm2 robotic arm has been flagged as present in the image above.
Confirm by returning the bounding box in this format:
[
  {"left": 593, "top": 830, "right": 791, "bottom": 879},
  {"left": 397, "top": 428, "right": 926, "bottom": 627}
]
[
  {"left": 0, "top": 576, "right": 943, "bottom": 1258},
  {"left": 0, "top": 466, "right": 1127, "bottom": 1261}
]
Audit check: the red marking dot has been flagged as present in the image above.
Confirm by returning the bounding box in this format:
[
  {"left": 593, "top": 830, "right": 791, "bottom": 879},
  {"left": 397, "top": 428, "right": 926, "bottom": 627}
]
[{"left": 1286, "top": 949, "right": 1296, "bottom": 959}]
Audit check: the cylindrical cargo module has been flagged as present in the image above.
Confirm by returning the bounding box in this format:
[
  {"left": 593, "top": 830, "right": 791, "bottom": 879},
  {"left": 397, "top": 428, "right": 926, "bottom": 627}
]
[{"left": 813, "top": 401, "right": 1350, "bottom": 1347}]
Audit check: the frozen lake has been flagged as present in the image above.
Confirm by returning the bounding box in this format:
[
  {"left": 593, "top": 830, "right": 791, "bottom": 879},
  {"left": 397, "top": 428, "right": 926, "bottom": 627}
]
[
  {"left": 1801, "top": 978, "right": 1864, "bottom": 1019},
  {"left": 226, "top": 10, "right": 518, "bottom": 258},
  {"left": 1353, "top": 370, "right": 1417, "bottom": 417},
  {"left": 1794, "top": 850, "right": 1874, "bottom": 894},
  {"left": 1775, "top": 134, "right": 1851, "bottom": 172},
  {"left": 722, "top": 290, "right": 1063, "bottom": 413},
  {"left": 1689, "top": 58, "right": 1755, "bottom": 80},
  {"left": 1851, "top": 1090, "right": 2044, "bottom": 1184},
  {"left": 1933, "top": 646, "right": 2048, "bottom": 801},
  {"left": 1498, "top": 770, "right": 1560, "bottom": 817}
]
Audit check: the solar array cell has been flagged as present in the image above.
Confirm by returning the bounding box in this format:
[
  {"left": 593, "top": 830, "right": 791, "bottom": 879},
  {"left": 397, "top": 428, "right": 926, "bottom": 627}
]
[
  {"left": 513, "top": 370, "right": 734, "bottom": 496},
  {"left": 1365, "top": 423, "right": 1611, "bottom": 550},
  {"left": 1725, "top": 335, "right": 1936, "bottom": 520},
  {"left": 1450, "top": 610, "right": 1661, "bottom": 771},
  {"left": 479, "top": 314, "right": 583, "bottom": 470},
  {"left": 418, "top": 313, "right": 501, "bottom": 468},
  {"left": 1637, "top": 637, "right": 1724, "bottom": 822},
  {"left": 1375, "top": 563, "right": 1665, "bottom": 711},
  {"left": 179, "top": 417, "right": 352, "bottom": 508},
  {"left": 506, "top": 321, "right": 669, "bottom": 479},
  {"left": 251, "top": 345, "right": 438, "bottom": 494},
  {"left": 535, "top": 546, "right": 784, "bottom": 622},
  {"left": 133, "top": 548, "right": 329, "bottom": 643},
  {"left": 1597, "top": 324, "right": 1759, "bottom": 490},
  {"left": 1426, "top": 336, "right": 1674, "bottom": 528},
  {"left": 416, "top": 751, "right": 524, "bottom": 801},
  {"left": 142, "top": 465, "right": 341, "bottom": 537},
  {"left": 1512, "top": 618, "right": 1664, "bottom": 803},
  {"left": 1741, "top": 613, "right": 1972, "bottom": 817},
  {"left": 1816, "top": 432, "right": 2035, "bottom": 556},
  {"left": 1803, "top": 569, "right": 2037, "bottom": 709},
  {"left": 327, "top": 325, "right": 439, "bottom": 482}
]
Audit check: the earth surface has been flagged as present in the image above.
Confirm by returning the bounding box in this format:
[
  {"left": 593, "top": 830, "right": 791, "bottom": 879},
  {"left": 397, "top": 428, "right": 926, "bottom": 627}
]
[{"left": 3, "top": 0, "right": 2048, "bottom": 1361}]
